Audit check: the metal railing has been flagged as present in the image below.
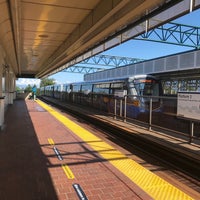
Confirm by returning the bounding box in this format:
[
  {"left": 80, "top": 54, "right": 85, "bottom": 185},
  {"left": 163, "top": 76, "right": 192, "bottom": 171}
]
[
  {"left": 112, "top": 94, "right": 200, "bottom": 144},
  {"left": 61, "top": 92, "right": 200, "bottom": 145}
]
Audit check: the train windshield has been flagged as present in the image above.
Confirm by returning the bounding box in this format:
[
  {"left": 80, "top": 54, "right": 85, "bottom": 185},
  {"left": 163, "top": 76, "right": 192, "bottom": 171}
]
[{"left": 134, "top": 78, "right": 160, "bottom": 96}]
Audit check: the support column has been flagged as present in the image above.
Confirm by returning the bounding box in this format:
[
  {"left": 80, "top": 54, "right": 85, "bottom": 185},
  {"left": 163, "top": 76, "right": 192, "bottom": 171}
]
[
  {"left": 13, "top": 77, "right": 16, "bottom": 100},
  {"left": 8, "top": 71, "right": 15, "bottom": 104},
  {"left": 0, "top": 60, "right": 5, "bottom": 129},
  {"left": 4, "top": 65, "right": 9, "bottom": 107},
  {"left": 0, "top": 96, "right": 4, "bottom": 130}
]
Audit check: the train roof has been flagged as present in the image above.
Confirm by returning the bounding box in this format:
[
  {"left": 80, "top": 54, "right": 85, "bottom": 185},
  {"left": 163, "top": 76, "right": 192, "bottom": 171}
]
[
  {"left": 40, "top": 75, "right": 158, "bottom": 89},
  {"left": 68, "top": 74, "right": 157, "bottom": 85}
]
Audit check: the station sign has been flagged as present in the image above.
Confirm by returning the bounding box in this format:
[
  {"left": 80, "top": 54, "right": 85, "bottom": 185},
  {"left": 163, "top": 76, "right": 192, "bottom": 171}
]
[{"left": 177, "top": 92, "right": 200, "bottom": 121}]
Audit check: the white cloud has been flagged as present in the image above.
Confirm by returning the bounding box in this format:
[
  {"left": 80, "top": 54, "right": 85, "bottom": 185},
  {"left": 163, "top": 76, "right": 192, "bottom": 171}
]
[{"left": 16, "top": 78, "right": 41, "bottom": 87}]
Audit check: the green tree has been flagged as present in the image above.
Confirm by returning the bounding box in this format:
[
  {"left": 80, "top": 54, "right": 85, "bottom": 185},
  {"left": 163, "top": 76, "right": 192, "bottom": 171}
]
[
  {"left": 24, "top": 84, "right": 32, "bottom": 93},
  {"left": 16, "top": 86, "right": 21, "bottom": 92},
  {"left": 40, "top": 78, "right": 55, "bottom": 87}
]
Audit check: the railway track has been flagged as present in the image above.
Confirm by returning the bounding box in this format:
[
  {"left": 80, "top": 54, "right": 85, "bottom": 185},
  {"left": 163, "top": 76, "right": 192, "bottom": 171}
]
[{"left": 39, "top": 97, "right": 200, "bottom": 197}]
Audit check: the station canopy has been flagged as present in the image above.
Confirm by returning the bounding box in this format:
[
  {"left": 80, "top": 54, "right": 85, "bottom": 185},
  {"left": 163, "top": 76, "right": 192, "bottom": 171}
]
[{"left": 0, "top": 0, "right": 199, "bottom": 78}]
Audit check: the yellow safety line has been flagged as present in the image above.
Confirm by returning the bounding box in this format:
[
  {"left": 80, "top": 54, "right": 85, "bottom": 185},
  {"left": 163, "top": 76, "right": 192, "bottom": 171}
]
[
  {"left": 62, "top": 164, "right": 75, "bottom": 179},
  {"left": 36, "top": 100, "right": 193, "bottom": 200},
  {"left": 48, "top": 138, "right": 55, "bottom": 145}
]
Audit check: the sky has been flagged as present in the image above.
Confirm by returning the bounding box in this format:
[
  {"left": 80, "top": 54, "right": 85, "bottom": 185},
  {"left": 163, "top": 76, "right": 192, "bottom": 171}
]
[{"left": 16, "top": 8, "right": 200, "bottom": 88}]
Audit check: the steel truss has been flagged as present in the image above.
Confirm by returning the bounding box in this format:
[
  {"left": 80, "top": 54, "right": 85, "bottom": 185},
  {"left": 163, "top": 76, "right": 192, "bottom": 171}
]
[
  {"left": 62, "top": 65, "right": 105, "bottom": 74},
  {"left": 63, "top": 22, "right": 200, "bottom": 74},
  {"left": 135, "top": 22, "right": 200, "bottom": 48},
  {"left": 62, "top": 55, "right": 145, "bottom": 73}
]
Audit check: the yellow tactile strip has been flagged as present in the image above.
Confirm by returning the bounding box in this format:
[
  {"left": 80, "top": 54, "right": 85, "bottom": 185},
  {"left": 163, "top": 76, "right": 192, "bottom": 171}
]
[
  {"left": 48, "top": 138, "right": 55, "bottom": 146},
  {"left": 62, "top": 164, "right": 75, "bottom": 179},
  {"left": 48, "top": 138, "right": 75, "bottom": 179},
  {"left": 36, "top": 100, "right": 193, "bottom": 200}
]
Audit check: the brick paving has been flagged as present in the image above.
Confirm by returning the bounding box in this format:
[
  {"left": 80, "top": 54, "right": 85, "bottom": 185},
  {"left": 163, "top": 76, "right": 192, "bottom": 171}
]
[{"left": 0, "top": 99, "right": 152, "bottom": 200}]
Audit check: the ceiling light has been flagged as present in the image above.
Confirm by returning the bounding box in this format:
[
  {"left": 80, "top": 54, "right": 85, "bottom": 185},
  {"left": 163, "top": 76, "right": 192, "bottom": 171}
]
[{"left": 38, "top": 34, "right": 49, "bottom": 38}]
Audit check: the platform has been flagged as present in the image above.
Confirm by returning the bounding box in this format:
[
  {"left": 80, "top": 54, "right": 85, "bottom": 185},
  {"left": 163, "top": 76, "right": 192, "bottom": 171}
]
[
  {"left": 0, "top": 99, "right": 198, "bottom": 200},
  {"left": 41, "top": 96, "right": 200, "bottom": 160},
  {"left": 0, "top": 99, "right": 152, "bottom": 200}
]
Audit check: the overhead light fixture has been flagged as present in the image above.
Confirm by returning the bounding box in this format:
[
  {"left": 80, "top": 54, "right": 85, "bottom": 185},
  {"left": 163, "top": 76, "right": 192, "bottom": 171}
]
[{"left": 38, "top": 34, "right": 49, "bottom": 38}]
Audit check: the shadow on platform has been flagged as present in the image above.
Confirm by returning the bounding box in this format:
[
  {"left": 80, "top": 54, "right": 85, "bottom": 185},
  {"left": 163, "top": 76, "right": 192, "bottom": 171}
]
[{"left": 0, "top": 99, "right": 58, "bottom": 200}]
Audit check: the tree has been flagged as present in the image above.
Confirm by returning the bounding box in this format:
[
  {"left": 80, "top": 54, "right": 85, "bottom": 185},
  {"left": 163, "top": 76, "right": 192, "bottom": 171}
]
[
  {"left": 40, "top": 77, "right": 55, "bottom": 87},
  {"left": 24, "top": 84, "right": 32, "bottom": 93},
  {"left": 16, "top": 86, "right": 21, "bottom": 92}
]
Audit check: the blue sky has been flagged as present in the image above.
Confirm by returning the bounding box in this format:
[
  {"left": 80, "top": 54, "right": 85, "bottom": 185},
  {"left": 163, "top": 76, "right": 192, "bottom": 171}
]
[{"left": 17, "top": 9, "right": 200, "bottom": 87}]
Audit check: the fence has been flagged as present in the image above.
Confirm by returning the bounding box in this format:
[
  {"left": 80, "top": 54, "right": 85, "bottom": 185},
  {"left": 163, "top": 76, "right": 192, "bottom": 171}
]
[{"left": 64, "top": 92, "right": 200, "bottom": 144}]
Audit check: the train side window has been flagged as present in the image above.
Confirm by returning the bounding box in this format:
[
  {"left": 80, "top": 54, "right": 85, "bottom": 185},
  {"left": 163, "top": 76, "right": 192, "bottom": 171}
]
[
  {"left": 110, "top": 82, "right": 125, "bottom": 94},
  {"left": 64, "top": 84, "right": 71, "bottom": 93},
  {"left": 65, "top": 85, "right": 68, "bottom": 92},
  {"left": 72, "top": 84, "right": 81, "bottom": 92},
  {"left": 93, "top": 83, "right": 110, "bottom": 94},
  {"left": 81, "top": 84, "right": 92, "bottom": 94}
]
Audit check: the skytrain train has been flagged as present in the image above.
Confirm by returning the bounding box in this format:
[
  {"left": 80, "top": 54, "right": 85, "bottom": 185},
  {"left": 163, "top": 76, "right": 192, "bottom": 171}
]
[{"left": 40, "top": 74, "right": 163, "bottom": 119}]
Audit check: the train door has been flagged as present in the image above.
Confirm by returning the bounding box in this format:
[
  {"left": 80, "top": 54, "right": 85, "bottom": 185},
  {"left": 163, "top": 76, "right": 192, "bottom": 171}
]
[
  {"left": 71, "top": 84, "right": 81, "bottom": 103},
  {"left": 80, "top": 83, "right": 92, "bottom": 106},
  {"left": 110, "top": 81, "right": 127, "bottom": 114},
  {"left": 93, "top": 82, "right": 110, "bottom": 111}
]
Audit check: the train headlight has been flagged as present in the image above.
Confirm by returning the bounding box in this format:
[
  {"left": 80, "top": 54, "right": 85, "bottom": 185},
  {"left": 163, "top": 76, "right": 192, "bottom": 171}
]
[{"left": 133, "top": 99, "right": 140, "bottom": 107}]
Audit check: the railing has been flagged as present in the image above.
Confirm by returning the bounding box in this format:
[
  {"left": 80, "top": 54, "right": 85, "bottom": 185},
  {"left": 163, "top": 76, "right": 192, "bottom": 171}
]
[
  {"left": 61, "top": 92, "right": 200, "bottom": 145},
  {"left": 112, "top": 94, "right": 200, "bottom": 144}
]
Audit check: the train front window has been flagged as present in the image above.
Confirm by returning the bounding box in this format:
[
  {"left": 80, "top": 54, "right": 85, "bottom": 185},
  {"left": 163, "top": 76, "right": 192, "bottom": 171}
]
[{"left": 134, "top": 78, "right": 159, "bottom": 96}]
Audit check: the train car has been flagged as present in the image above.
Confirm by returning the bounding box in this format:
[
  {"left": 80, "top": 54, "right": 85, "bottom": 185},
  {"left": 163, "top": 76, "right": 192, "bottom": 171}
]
[
  {"left": 40, "top": 74, "right": 163, "bottom": 119},
  {"left": 45, "top": 85, "right": 54, "bottom": 97},
  {"left": 120, "top": 74, "right": 162, "bottom": 118},
  {"left": 61, "top": 83, "right": 71, "bottom": 101},
  {"left": 70, "top": 74, "right": 163, "bottom": 118},
  {"left": 53, "top": 84, "right": 63, "bottom": 99},
  {"left": 39, "top": 86, "right": 45, "bottom": 96}
]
